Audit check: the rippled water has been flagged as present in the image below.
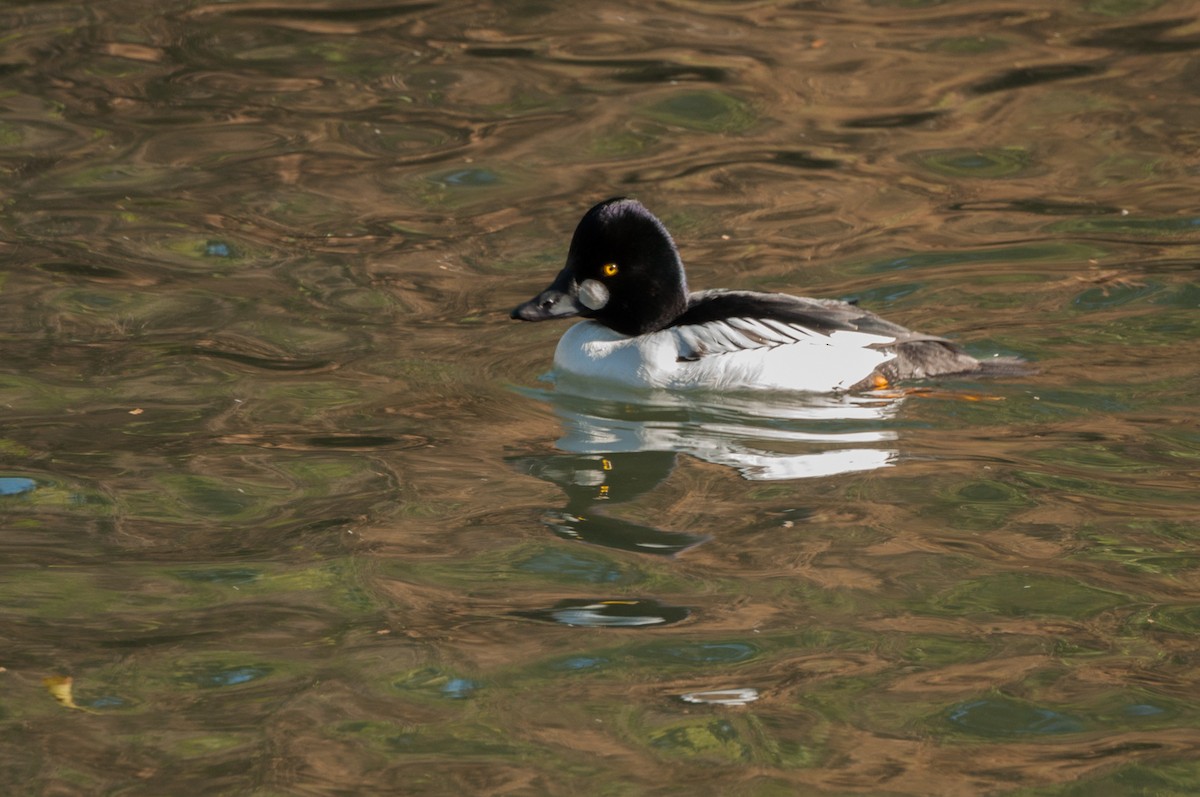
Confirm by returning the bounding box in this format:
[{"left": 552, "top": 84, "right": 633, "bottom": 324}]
[{"left": 2, "top": 1, "right": 1199, "bottom": 794}]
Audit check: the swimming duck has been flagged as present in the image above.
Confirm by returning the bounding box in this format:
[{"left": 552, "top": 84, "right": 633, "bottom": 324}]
[{"left": 511, "top": 198, "right": 1026, "bottom": 392}]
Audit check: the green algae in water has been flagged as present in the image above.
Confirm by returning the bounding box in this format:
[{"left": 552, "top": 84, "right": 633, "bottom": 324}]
[
  {"left": 0, "top": 121, "right": 24, "bottom": 147},
  {"left": 1011, "top": 758, "right": 1200, "bottom": 797},
  {"left": 1028, "top": 442, "right": 1166, "bottom": 475},
  {"left": 908, "top": 147, "right": 1034, "bottom": 178},
  {"left": 923, "top": 36, "right": 1011, "bottom": 54},
  {"left": 173, "top": 734, "right": 248, "bottom": 756},
  {"left": 948, "top": 478, "right": 1034, "bottom": 515},
  {"left": 632, "top": 640, "right": 760, "bottom": 666},
  {"left": 384, "top": 540, "right": 652, "bottom": 589},
  {"left": 392, "top": 667, "right": 480, "bottom": 700},
  {"left": 894, "top": 634, "right": 997, "bottom": 666},
  {"left": 1086, "top": 0, "right": 1164, "bottom": 15},
  {"left": 172, "top": 568, "right": 263, "bottom": 586},
  {"left": 641, "top": 90, "right": 755, "bottom": 133},
  {"left": 408, "top": 164, "right": 534, "bottom": 209},
  {"left": 933, "top": 573, "right": 1128, "bottom": 618},
  {"left": 159, "top": 475, "right": 268, "bottom": 519},
  {"left": 0, "top": 439, "right": 34, "bottom": 456},
  {"left": 946, "top": 695, "right": 1087, "bottom": 737},
  {"left": 173, "top": 662, "right": 274, "bottom": 690},
  {"left": 546, "top": 654, "right": 611, "bottom": 673},
  {"left": 429, "top": 166, "right": 501, "bottom": 188},
  {"left": 587, "top": 127, "right": 658, "bottom": 159},
  {"left": 648, "top": 718, "right": 751, "bottom": 762},
  {"left": 1046, "top": 215, "right": 1200, "bottom": 238},
  {"left": 334, "top": 722, "right": 529, "bottom": 760},
  {"left": 1146, "top": 604, "right": 1200, "bottom": 635},
  {"left": 0, "top": 477, "right": 112, "bottom": 515},
  {"left": 516, "top": 549, "right": 627, "bottom": 584},
  {"left": 863, "top": 241, "right": 1108, "bottom": 273}
]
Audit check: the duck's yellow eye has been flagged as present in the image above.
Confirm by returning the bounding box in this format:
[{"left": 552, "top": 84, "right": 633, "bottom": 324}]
[{"left": 602, "top": 262, "right": 619, "bottom": 277}]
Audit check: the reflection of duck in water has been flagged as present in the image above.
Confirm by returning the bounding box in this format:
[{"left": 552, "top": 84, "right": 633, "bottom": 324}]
[
  {"left": 509, "top": 445, "right": 705, "bottom": 556},
  {"left": 508, "top": 387, "right": 902, "bottom": 556},
  {"left": 539, "top": 385, "right": 900, "bottom": 481},
  {"left": 512, "top": 197, "right": 1027, "bottom": 393}
]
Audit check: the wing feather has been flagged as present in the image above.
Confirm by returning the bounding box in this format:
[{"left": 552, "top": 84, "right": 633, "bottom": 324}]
[
  {"left": 670, "top": 291, "right": 912, "bottom": 362},
  {"left": 671, "top": 290, "right": 935, "bottom": 339},
  {"left": 662, "top": 289, "right": 1020, "bottom": 381}
]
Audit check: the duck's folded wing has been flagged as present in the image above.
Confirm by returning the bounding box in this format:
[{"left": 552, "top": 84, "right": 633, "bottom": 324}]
[
  {"left": 672, "top": 316, "right": 821, "bottom": 360},
  {"left": 669, "top": 290, "right": 935, "bottom": 361}
]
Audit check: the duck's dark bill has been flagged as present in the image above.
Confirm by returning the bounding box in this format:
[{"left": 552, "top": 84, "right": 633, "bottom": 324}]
[{"left": 511, "top": 287, "right": 584, "bottom": 322}]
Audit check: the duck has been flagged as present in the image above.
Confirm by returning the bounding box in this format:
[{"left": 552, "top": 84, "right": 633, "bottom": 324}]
[{"left": 511, "top": 197, "right": 1027, "bottom": 393}]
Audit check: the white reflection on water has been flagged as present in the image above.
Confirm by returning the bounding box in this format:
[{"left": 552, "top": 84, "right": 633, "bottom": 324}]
[{"left": 529, "top": 377, "right": 901, "bottom": 481}]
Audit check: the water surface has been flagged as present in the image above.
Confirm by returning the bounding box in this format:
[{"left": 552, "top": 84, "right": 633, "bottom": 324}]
[{"left": 2, "top": 1, "right": 1199, "bottom": 795}]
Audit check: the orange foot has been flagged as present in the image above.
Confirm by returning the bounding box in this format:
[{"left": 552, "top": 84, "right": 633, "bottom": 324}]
[{"left": 866, "top": 384, "right": 1006, "bottom": 402}]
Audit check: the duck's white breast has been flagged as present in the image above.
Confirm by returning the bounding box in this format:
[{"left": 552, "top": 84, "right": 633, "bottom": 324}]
[
  {"left": 553, "top": 321, "right": 675, "bottom": 387},
  {"left": 552, "top": 320, "right": 896, "bottom": 392}
]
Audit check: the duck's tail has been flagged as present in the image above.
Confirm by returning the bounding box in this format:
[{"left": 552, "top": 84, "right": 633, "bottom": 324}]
[{"left": 888, "top": 339, "right": 1036, "bottom": 381}]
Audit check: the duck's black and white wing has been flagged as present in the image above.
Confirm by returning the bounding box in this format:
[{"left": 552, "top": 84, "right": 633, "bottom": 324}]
[
  {"left": 668, "top": 290, "right": 993, "bottom": 382},
  {"left": 669, "top": 290, "right": 903, "bottom": 357},
  {"left": 670, "top": 314, "right": 850, "bottom": 361}
]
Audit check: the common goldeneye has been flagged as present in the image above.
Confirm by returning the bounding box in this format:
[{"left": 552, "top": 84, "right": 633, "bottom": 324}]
[{"left": 511, "top": 198, "right": 1026, "bottom": 392}]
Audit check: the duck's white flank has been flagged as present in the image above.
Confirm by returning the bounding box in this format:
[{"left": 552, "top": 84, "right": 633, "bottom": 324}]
[{"left": 554, "top": 319, "right": 896, "bottom": 392}]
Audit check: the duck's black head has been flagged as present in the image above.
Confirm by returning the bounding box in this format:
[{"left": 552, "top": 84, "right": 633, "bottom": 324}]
[{"left": 510, "top": 198, "right": 689, "bottom": 336}]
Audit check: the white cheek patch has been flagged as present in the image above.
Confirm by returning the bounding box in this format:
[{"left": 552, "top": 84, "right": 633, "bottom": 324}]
[{"left": 578, "top": 279, "right": 610, "bottom": 311}]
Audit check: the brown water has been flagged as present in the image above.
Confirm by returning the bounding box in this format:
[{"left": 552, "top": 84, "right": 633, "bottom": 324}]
[{"left": 2, "top": 1, "right": 1199, "bottom": 795}]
